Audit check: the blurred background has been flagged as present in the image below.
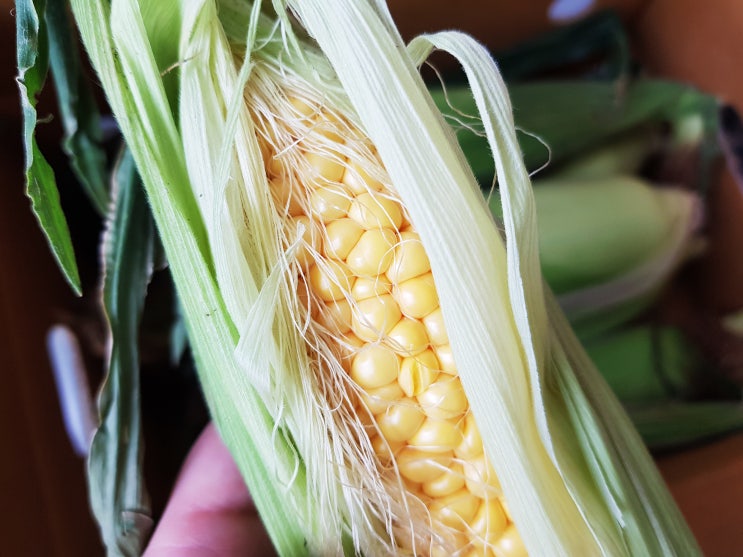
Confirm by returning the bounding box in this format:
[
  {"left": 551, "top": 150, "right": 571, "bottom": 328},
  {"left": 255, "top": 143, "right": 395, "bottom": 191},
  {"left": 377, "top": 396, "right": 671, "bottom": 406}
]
[{"left": 2, "top": 0, "right": 743, "bottom": 555}]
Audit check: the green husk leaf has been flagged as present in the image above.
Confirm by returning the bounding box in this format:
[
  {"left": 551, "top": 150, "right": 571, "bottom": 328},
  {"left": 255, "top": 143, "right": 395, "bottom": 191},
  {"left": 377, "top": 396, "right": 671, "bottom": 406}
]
[
  {"left": 408, "top": 26, "right": 699, "bottom": 557},
  {"left": 178, "top": 2, "right": 355, "bottom": 551},
  {"left": 411, "top": 31, "right": 632, "bottom": 555},
  {"left": 16, "top": 0, "right": 81, "bottom": 295},
  {"left": 68, "top": 0, "right": 309, "bottom": 553},
  {"left": 46, "top": 0, "right": 109, "bottom": 215},
  {"left": 547, "top": 294, "right": 701, "bottom": 554},
  {"left": 89, "top": 150, "right": 154, "bottom": 556}
]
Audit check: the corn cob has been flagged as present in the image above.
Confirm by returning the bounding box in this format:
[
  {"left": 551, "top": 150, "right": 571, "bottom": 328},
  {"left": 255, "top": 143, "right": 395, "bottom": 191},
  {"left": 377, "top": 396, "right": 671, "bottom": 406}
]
[
  {"left": 59, "top": 0, "right": 700, "bottom": 554},
  {"left": 248, "top": 80, "right": 525, "bottom": 555}
]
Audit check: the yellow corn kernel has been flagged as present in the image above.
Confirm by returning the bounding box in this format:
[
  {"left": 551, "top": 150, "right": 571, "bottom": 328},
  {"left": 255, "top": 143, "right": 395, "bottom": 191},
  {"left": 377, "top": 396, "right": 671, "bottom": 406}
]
[
  {"left": 490, "top": 525, "right": 527, "bottom": 557},
  {"left": 433, "top": 344, "right": 458, "bottom": 374},
  {"left": 462, "top": 547, "right": 491, "bottom": 557},
  {"left": 386, "top": 230, "right": 431, "bottom": 284},
  {"left": 429, "top": 488, "right": 480, "bottom": 531},
  {"left": 350, "top": 344, "right": 401, "bottom": 390},
  {"left": 396, "top": 447, "right": 453, "bottom": 483},
  {"left": 288, "top": 96, "right": 316, "bottom": 119},
  {"left": 346, "top": 228, "right": 396, "bottom": 276},
  {"left": 304, "top": 149, "right": 346, "bottom": 187},
  {"left": 323, "top": 218, "right": 364, "bottom": 260},
  {"left": 348, "top": 191, "right": 403, "bottom": 230},
  {"left": 417, "top": 377, "right": 468, "bottom": 420},
  {"left": 398, "top": 349, "right": 440, "bottom": 397},
  {"left": 267, "top": 152, "right": 287, "bottom": 178},
  {"left": 351, "top": 277, "right": 392, "bottom": 304},
  {"left": 401, "top": 478, "right": 424, "bottom": 499},
  {"left": 313, "top": 110, "right": 346, "bottom": 144},
  {"left": 309, "top": 184, "right": 352, "bottom": 222},
  {"left": 369, "top": 433, "right": 404, "bottom": 464},
  {"left": 361, "top": 381, "right": 404, "bottom": 415},
  {"left": 500, "top": 497, "right": 513, "bottom": 523},
  {"left": 463, "top": 454, "right": 501, "bottom": 498},
  {"left": 431, "top": 532, "right": 470, "bottom": 557},
  {"left": 376, "top": 399, "right": 426, "bottom": 443},
  {"left": 337, "top": 332, "right": 365, "bottom": 362},
  {"left": 316, "top": 298, "right": 352, "bottom": 334},
  {"left": 264, "top": 104, "right": 521, "bottom": 556},
  {"left": 470, "top": 499, "right": 508, "bottom": 548},
  {"left": 342, "top": 159, "right": 385, "bottom": 194},
  {"left": 355, "top": 404, "right": 377, "bottom": 434},
  {"left": 351, "top": 294, "right": 402, "bottom": 342},
  {"left": 394, "top": 272, "right": 439, "bottom": 319},
  {"left": 308, "top": 260, "right": 352, "bottom": 302},
  {"left": 409, "top": 418, "right": 462, "bottom": 453},
  {"left": 385, "top": 317, "right": 428, "bottom": 357},
  {"left": 422, "top": 462, "right": 465, "bottom": 498},
  {"left": 423, "top": 308, "right": 449, "bottom": 346},
  {"left": 455, "top": 412, "right": 485, "bottom": 460}
]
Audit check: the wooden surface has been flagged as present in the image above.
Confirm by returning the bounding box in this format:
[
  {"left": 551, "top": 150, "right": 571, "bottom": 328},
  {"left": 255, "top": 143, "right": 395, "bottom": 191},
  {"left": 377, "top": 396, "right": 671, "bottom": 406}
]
[
  {"left": 658, "top": 435, "right": 743, "bottom": 556},
  {"left": 1, "top": 1, "right": 742, "bottom": 555}
]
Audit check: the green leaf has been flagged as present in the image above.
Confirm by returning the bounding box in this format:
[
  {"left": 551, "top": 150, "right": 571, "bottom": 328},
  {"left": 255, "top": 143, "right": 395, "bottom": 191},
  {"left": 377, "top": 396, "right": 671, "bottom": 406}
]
[
  {"left": 16, "top": 0, "right": 81, "bottom": 295},
  {"left": 88, "top": 150, "right": 154, "bottom": 557},
  {"left": 46, "top": 0, "right": 110, "bottom": 215}
]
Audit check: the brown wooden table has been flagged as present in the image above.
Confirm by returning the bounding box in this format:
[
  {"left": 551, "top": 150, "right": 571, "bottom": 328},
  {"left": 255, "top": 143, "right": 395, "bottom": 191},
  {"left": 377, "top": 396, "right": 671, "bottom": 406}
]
[{"left": 658, "top": 434, "right": 743, "bottom": 556}]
